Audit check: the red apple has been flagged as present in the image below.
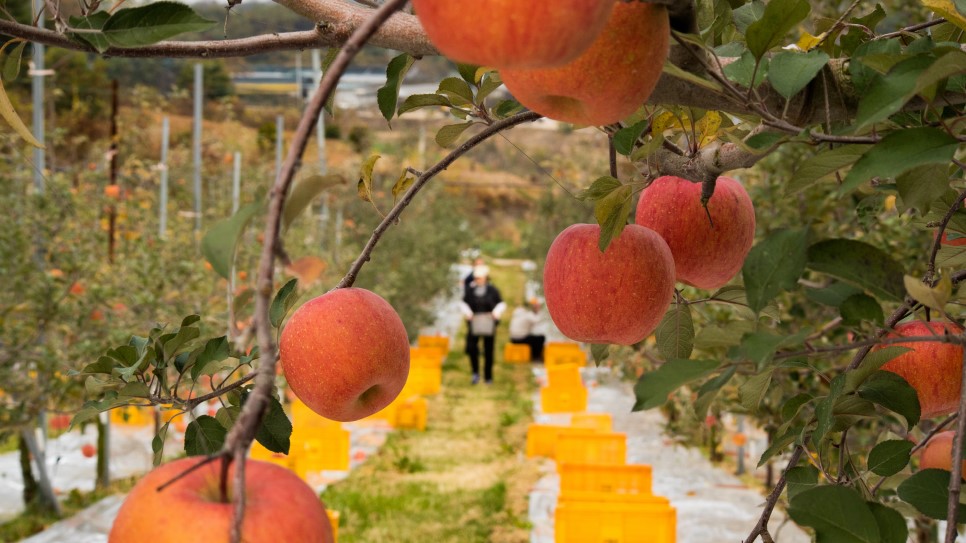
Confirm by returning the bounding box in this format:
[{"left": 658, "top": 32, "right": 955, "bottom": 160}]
[
  {"left": 940, "top": 231, "right": 966, "bottom": 246},
  {"left": 412, "top": 0, "right": 614, "bottom": 69},
  {"left": 81, "top": 444, "right": 96, "bottom": 458},
  {"left": 878, "top": 321, "right": 964, "bottom": 419},
  {"left": 635, "top": 175, "right": 756, "bottom": 290},
  {"left": 109, "top": 457, "right": 334, "bottom": 543},
  {"left": 919, "top": 431, "right": 966, "bottom": 473},
  {"left": 280, "top": 288, "right": 410, "bottom": 422},
  {"left": 500, "top": 2, "right": 670, "bottom": 126},
  {"left": 543, "top": 224, "right": 675, "bottom": 345}
]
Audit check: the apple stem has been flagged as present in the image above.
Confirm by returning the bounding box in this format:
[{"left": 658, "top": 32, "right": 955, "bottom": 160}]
[
  {"left": 219, "top": 455, "right": 231, "bottom": 504},
  {"left": 700, "top": 176, "right": 716, "bottom": 229}
]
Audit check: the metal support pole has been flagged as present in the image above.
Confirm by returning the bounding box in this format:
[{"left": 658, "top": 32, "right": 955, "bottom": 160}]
[
  {"left": 159, "top": 116, "right": 170, "bottom": 239},
  {"left": 275, "top": 114, "right": 284, "bottom": 181},
  {"left": 192, "top": 63, "right": 203, "bottom": 231},
  {"left": 31, "top": 0, "right": 45, "bottom": 193}
]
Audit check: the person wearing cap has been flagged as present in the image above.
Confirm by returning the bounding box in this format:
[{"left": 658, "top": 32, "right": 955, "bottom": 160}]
[
  {"left": 460, "top": 265, "right": 506, "bottom": 385},
  {"left": 509, "top": 297, "right": 546, "bottom": 362}
]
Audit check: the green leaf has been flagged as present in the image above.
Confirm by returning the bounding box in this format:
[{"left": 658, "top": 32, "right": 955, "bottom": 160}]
[
  {"left": 730, "top": 330, "right": 808, "bottom": 369},
  {"left": 162, "top": 315, "right": 201, "bottom": 359},
  {"left": 786, "top": 465, "right": 819, "bottom": 500},
  {"left": 357, "top": 153, "right": 381, "bottom": 202},
  {"left": 898, "top": 469, "right": 966, "bottom": 520},
  {"left": 732, "top": 1, "right": 764, "bottom": 33},
  {"left": 613, "top": 120, "right": 651, "bottom": 156},
  {"left": 904, "top": 273, "right": 953, "bottom": 311},
  {"left": 82, "top": 356, "right": 117, "bottom": 375},
  {"left": 377, "top": 53, "right": 415, "bottom": 124},
  {"left": 282, "top": 174, "right": 346, "bottom": 231},
  {"left": 707, "top": 286, "right": 780, "bottom": 322},
  {"left": 456, "top": 63, "right": 481, "bottom": 85},
  {"left": 437, "top": 77, "right": 474, "bottom": 106},
  {"left": 493, "top": 99, "right": 524, "bottom": 118},
  {"left": 854, "top": 55, "right": 934, "bottom": 130},
  {"left": 391, "top": 169, "right": 416, "bottom": 205},
  {"left": 435, "top": 122, "right": 474, "bottom": 148},
  {"left": 806, "top": 239, "right": 905, "bottom": 302},
  {"left": 745, "top": 0, "right": 810, "bottom": 59},
  {"left": 742, "top": 228, "right": 809, "bottom": 314},
  {"left": 845, "top": 346, "right": 911, "bottom": 392},
  {"left": 722, "top": 50, "right": 769, "bottom": 88},
  {"left": 662, "top": 60, "right": 724, "bottom": 93},
  {"left": 805, "top": 282, "right": 864, "bottom": 307},
  {"left": 786, "top": 145, "right": 866, "bottom": 195},
  {"left": 184, "top": 415, "right": 227, "bottom": 456},
  {"left": 740, "top": 371, "right": 773, "bottom": 411},
  {"left": 694, "top": 320, "right": 755, "bottom": 349},
  {"left": 839, "top": 294, "right": 884, "bottom": 326},
  {"left": 201, "top": 201, "right": 262, "bottom": 280},
  {"left": 270, "top": 278, "right": 300, "bottom": 328},
  {"left": 694, "top": 366, "right": 736, "bottom": 417},
  {"left": 68, "top": 12, "right": 110, "bottom": 53},
  {"left": 102, "top": 2, "right": 214, "bottom": 48},
  {"left": 152, "top": 422, "right": 169, "bottom": 466},
  {"left": 758, "top": 425, "right": 801, "bottom": 466},
  {"left": 577, "top": 176, "right": 622, "bottom": 201},
  {"left": 787, "top": 485, "right": 880, "bottom": 543},
  {"left": 477, "top": 71, "right": 504, "bottom": 103},
  {"left": 767, "top": 49, "right": 830, "bottom": 98},
  {"left": 632, "top": 359, "right": 719, "bottom": 411},
  {"left": 841, "top": 128, "right": 959, "bottom": 193},
  {"left": 857, "top": 371, "right": 920, "bottom": 429},
  {"left": 1, "top": 41, "right": 26, "bottom": 81},
  {"left": 814, "top": 374, "right": 846, "bottom": 443},
  {"left": 895, "top": 164, "right": 950, "bottom": 214},
  {"left": 782, "top": 392, "right": 814, "bottom": 422},
  {"left": 191, "top": 336, "right": 230, "bottom": 380},
  {"left": 591, "top": 344, "right": 611, "bottom": 366},
  {"left": 398, "top": 93, "right": 452, "bottom": 116},
  {"left": 850, "top": 40, "right": 901, "bottom": 94},
  {"left": 215, "top": 406, "right": 241, "bottom": 430},
  {"left": 655, "top": 303, "right": 694, "bottom": 360},
  {"left": 594, "top": 184, "right": 633, "bottom": 252},
  {"left": 867, "top": 503, "right": 908, "bottom": 543},
  {"left": 255, "top": 396, "right": 293, "bottom": 454},
  {"left": 867, "top": 440, "right": 914, "bottom": 476}
]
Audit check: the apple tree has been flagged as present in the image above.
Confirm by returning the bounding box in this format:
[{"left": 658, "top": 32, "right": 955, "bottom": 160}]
[{"left": 6, "top": 0, "right": 966, "bottom": 541}]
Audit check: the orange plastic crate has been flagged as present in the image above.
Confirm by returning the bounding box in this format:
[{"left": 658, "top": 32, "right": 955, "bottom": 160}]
[
  {"left": 408, "top": 365, "right": 442, "bottom": 395},
  {"left": 326, "top": 509, "right": 340, "bottom": 542},
  {"left": 555, "top": 497, "right": 676, "bottom": 543},
  {"left": 294, "top": 428, "right": 350, "bottom": 475},
  {"left": 394, "top": 395, "right": 428, "bottom": 431},
  {"left": 526, "top": 424, "right": 599, "bottom": 458},
  {"left": 571, "top": 412, "right": 612, "bottom": 433},
  {"left": 556, "top": 432, "right": 626, "bottom": 467},
  {"left": 503, "top": 342, "right": 531, "bottom": 363},
  {"left": 547, "top": 363, "right": 582, "bottom": 388},
  {"left": 540, "top": 384, "right": 588, "bottom": 413},
  {"left": 559, "top": 463, "right": 652, "bottom": 501}
]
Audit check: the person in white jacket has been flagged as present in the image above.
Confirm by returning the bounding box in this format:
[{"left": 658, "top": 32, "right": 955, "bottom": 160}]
[
  {"left": 460, "top": 265, "right": 506, "bottom": 385},
  {"left": 509, "top": 298, "right": 546, "bottom": 362}
]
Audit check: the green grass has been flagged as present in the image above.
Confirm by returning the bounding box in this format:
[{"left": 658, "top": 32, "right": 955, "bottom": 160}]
[
  {"left": 0, "top": 476, "right": 139, "bottom": 542},
  {"left": 321, "top": 264, "right": 539, "bottom": 543}
]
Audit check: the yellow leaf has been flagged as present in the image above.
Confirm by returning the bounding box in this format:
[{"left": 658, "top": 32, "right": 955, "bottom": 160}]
[
  {"left": 0, "top": 76, "right": 43, "bottom": 149},
  {"left": 695, "top": 111, "right": 722, "bottom": 147},
  {"left": 285, "top": 256, "right": 327, "bottom": 286},
  {"left": 391, "top": 169, "right": 416, "bottom": 205},
  {"left": 651, "top": 111, "right": 686, "bottom": 136},
  {"left": 357, "top": 154, "right": 381, "bottom": 203},
  {"left": 922, "top": 0, "right": 966, "bottom": 32},
  {"left": 904, "top": 273, "right": 952, "bottom": 311},
  {"left": 797, "top": 31, "right": 824, "bottom": 51}
]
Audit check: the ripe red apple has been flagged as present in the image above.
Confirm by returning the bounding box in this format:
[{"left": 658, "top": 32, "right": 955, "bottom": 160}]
[
  {"left": 81, "top": 444, "right": 96, "bottom": 458},
  {"left": 109, "top": 457, "right": 334, "bottom": 543},
  {"left": 500, "top": 2, "right": 670, "bottom": 126},
  {"left": 280, "top": 288, "right": 410, "bottom": 422},
  {"left": 543, "top": 224, "right": 675, "bottom": 345},
  {"left": 919, "top": 431, "right": 966, "bottom": 473},
  {"left": 878, "top": 320, "right": 964, "bottom": 419},
  {"left": 635, "top": 175, "right": 756, "bottom": 290},
  {"left": 412, "top": 0, "right": 614, "bottom": 69}
]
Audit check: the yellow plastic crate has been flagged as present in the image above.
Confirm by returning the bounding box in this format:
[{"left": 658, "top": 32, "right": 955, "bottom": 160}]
[
  {"left": 394, "top": 395, "right": 428, "bottom": 431},
  {"left": 410, "top": 346, "right": 446, "bottom": 363},
  {"left": 110, "top": 406, "right": 152, "bottom": 426},
  {"left": 250, "top": 440, "right": 294, "bottom": 470},
  {"left": 545, "top": 349, "right": 587, "bottom": 369},
  {"left": 571, "top": 412, "right": 612, "bottom": 433},
  {"left": 408, "top": 365, "right": 442, "bottom": 395},
  {"left": 540, "top": 384, "right": 588, "bottom": 413},
  {"left": 291, "top": 399, "right": 342, "bottom": 430},
  {"left": 526, "top": 424, "right": 599, "bottom": 458},
  {"left": 559, "top": 463, "right": 652, "bottom": 501},
  {"left": 556, "top": 432, "right": 626, "bottom": 467},
  {"left": 294, "top": 428, "right": 351, "bottom": 475},
  {"left": 417, "top": 335, "right": 450, "bottom": 352},
  {"left": 326, "top": 509, "right": 340, "bottom": 542},
  {"left": 547, "top": 363, "right": 582, "bottom": 388},
  {"left": 503, "top": 342, "right": 531, "bottom": 363},
  {"left": 555, "top": 497, "right": 676, "bottom": 543},
  {"left": 411, "top": 355, "right": 442, "bottom": 369}
]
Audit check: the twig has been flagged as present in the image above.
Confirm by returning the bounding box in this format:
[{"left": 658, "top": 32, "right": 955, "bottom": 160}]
[
  {"left": 335, "top": 111, "right": 542, "bottom": 290},
  {"left": 220, "top": 2, "right": 411, "bottom": 542},
  {"left": 927, "top": 188, "right": 966, "bottom": 280},
  {"left": 609, "top": 135, "right": 618, "bottom": 179},
  {"left": 946, "top": 341, "right": 966, "bottom": 542},
  {"left": 743, "top": 446, "right": 805, "bottom": 543}
]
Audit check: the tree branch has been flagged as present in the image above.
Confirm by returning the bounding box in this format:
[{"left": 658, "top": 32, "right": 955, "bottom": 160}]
[
  {"left": 743, "top": 445, "right": 805, "bottom": 543},
  {"left": 946, "top": 341, "right": 966, "bottom": 542}
]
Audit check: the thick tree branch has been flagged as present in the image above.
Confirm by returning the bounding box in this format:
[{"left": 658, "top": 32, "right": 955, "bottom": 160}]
[
  {"left": 947, "top": 341, "right": 966, "bottom": 542},
  {"left": 743, "top": 445, "right": 805, "bottom": 543}
]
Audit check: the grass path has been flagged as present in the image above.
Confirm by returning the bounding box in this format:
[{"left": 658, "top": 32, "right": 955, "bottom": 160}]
[{"left": 321, "top": 264, "right": 540, "bottom": 542}]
